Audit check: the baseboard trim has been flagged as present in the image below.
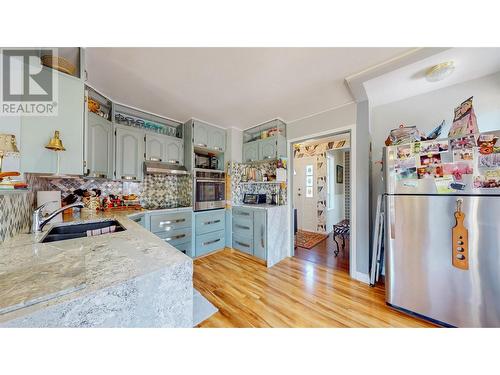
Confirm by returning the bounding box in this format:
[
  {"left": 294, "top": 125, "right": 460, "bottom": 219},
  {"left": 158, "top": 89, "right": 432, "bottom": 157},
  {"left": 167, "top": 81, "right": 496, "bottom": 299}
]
[{"left": 354, "top": 272, "right": 370, "bottom": 284}]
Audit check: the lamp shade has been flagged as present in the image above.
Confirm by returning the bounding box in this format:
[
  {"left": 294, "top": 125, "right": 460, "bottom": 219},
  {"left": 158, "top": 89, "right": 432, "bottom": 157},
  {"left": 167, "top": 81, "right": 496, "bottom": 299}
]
[{"left": 0, "top": 134, "right": 19, "bottom": 156}]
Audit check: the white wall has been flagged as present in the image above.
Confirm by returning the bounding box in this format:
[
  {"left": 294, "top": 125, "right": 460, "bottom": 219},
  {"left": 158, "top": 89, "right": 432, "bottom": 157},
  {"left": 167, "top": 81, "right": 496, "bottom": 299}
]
[
  {"left": 288, "top": 102, "right": 371, "bottom": 278},
  {"left": 226, "top": 127, "right": 243, "bottom": 163},
  {"left": 370, "top": 71, "right": 500, "bottom": 224}
]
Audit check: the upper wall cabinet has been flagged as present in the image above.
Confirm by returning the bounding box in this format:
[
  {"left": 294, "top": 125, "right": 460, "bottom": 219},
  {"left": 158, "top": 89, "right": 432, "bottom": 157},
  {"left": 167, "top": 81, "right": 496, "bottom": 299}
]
[
  {"left": 85, "top": 112, "right": 114, "bottom": 178},
  {"left": 115, "top": 124, "right": 145, "bottom": 181},
  {"left": 242, "top": 119, "right": 287, "bottom": 163},
  {"left": 146, "top": 133, "right": 184, "bottom": 165},
  {"left": 192, "top": 120, "right": 226, "bottom": 152},
  {"left": 20, "top": 68, "right": 84, "bottom": 174},
  {"left": 243, "top": 142, "right": 259, "bottom": 163},
  {"left": 209, "top": 127, "right": 226, "bottom": 152}
]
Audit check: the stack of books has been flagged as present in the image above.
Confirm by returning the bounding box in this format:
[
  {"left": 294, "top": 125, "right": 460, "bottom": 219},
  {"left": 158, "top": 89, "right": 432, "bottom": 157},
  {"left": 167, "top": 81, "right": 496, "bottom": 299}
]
[{"left": 0, "top": 181, "right": 28, "bottom": 190}]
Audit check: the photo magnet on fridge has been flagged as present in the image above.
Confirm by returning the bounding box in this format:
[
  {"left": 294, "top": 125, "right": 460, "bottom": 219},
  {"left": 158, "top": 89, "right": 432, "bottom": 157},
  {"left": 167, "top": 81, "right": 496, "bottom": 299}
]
[
  {"left": 396, "top": 144, "right": 413, "bottom": 159},
  {"left": 478, "top": 153, "right": 500, "bottom": 168},
  {"left": 453, "top": 149, "right": 474, "bottom": 161},
  {"left": 450, "top": 134, "right": 477, "bottom": 150},
  {"left": 420, "top": 140, "right": 449, "bottom": 154},
  {"left": 435, "top": 176, "right": 455, "bottom": 194},
  {"left": 420, "top": 153, "right": 442, "bottom": 166}
]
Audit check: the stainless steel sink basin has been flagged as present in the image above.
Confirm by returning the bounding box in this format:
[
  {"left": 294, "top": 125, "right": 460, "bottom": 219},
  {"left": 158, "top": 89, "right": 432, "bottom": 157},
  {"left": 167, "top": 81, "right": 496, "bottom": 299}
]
[{"left": 41, "top": 220, "right": 125, "bottom": 243}]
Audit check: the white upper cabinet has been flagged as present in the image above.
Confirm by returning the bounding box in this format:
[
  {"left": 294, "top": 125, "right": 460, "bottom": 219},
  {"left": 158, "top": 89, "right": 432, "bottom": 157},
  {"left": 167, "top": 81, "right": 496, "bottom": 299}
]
[
  {"left": 20, "top": 69, "right": 84, "bottom": 174},
  {"left": 243, "top": 142, "right": 259, "bottom": 163},
  {"left": 145, "top": 134, "right": 165, "bottom": 162},
  {"left": 258, "top": 138, "right": 277, "bottom": 160},
  {"left": 85, "top": 112, "right": 114, "bottom": 178},
  {"left": 193, "top": 120, "right": 226, "bottom": 152},
  {"left": 165, "top": 138, "right": 184, "bottom": 165},
  {"left": 145, "top": 133, "right": 184, "bottom": 165},
  {"left": 115, "top": 125, "right": 145, "bottom": 181},
  {"left": 193, "top": 122, "right": 210, "bottom": 149},
  {"left": 209, "top": 127, "right": 226, "bottom": 152}
]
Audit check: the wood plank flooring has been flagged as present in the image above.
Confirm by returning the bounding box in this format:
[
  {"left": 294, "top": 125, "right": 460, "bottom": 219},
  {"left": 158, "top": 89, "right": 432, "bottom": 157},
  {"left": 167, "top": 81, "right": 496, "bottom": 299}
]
[
  {"left": 194, "top": 249, "right": 436, "bottom": 328},
  {"left": 294, "top": 232, "right": 350, "bottom": 271}
]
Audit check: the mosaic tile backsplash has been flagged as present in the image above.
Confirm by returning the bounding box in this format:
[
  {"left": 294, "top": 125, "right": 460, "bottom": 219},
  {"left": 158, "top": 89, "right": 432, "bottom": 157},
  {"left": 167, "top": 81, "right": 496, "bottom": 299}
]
[
  {"left": 0, "top": 192, "right": 34, "bottom": 242},
  {"left": 26, "top": 173, "right": 191, "bottom": 209},
  {"left": 228, "top": 161, "right": 287, "bottom": 205}
]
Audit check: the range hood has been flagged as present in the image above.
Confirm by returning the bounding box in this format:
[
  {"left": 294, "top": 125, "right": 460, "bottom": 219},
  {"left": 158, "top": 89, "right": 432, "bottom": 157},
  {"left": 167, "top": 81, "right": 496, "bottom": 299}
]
[{"left": 143, "top": 160, "right": 189, "bottom": 175}]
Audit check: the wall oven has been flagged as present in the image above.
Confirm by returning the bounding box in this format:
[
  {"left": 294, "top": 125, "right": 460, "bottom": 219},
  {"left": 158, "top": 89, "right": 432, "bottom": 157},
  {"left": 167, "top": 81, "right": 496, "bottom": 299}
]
[{"left": 194, "top": 169, "right": 226, "bottom": 211}]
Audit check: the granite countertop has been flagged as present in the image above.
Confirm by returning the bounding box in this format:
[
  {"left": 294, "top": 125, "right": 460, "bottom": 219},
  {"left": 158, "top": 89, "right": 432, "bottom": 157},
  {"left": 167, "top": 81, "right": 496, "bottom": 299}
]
[
  {"left": 0, "top": 208, "right": 192, "bottom": 323},
  {"left": 233, "top": 204, "right": 288, "bottom": 210}
]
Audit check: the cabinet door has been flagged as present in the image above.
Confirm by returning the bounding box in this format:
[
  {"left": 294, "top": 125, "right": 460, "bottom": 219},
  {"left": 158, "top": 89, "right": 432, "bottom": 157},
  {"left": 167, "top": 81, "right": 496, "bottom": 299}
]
[
  {"left": 253, "top": 210, "right": 267, "bottom": 260},
  {"left": 243, "top": 142, "right": 259, "bottom": 163},
  {"left": 86, "top": 112, "right": 114, "bottom": 178},
  {"left": 115, "top": 125, "right": 144, "bottom": 181},
  {"left": 258, "top": 137, "right": 277, "bottom": 161},
  {"left": 145, "top": 134, "right": 165, "bottom": 162},
  {"left": 20, "top": 70, "right": 84, "bottom": 174},
  {"left": 209, "top": 127, "right": 226, "bottom": 152},
  {"left": 165, "top": 138, "right": 184, "bottom": 165},
  {"left": 193, "top": 122, "right": 209, "bottom": 148}
]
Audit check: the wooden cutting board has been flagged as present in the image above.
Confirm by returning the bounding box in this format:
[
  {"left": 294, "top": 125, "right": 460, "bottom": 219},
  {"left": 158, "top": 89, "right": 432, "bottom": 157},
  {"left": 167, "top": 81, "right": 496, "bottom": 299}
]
[{"left": 452, "top": 210, "right": 469, "bottom": 270}]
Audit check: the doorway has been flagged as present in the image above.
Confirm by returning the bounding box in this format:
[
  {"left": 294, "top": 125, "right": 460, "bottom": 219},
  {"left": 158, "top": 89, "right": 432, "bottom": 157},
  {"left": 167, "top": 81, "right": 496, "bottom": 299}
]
[{"left": 291, "top": 132, "right": 351, "bottom": 272}]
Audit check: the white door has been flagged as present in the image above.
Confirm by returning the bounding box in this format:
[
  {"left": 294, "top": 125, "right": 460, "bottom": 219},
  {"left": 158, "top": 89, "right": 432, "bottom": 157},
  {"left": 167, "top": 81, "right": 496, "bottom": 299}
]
[{"left": 294, "top": 156, "right": 316, "bottom": 232}]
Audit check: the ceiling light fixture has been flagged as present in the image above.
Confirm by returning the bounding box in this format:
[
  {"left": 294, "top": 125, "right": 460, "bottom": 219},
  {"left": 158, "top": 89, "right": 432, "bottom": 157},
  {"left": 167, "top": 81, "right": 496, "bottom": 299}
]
[{"left": 425, "top": 61, "right": 455, "bottom": 82}]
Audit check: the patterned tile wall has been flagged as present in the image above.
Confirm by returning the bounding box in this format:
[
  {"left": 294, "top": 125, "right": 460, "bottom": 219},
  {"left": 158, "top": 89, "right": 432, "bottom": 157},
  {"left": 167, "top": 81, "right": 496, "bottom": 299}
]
[
  {"left": 228, "top": 161, "right": 287, "bottom": 205},
  {"left": 27, "top": 173, "right": 192, "bottom": 209},
  {"left": 0, "top": 192, "right": 34, "bottom": 242}
]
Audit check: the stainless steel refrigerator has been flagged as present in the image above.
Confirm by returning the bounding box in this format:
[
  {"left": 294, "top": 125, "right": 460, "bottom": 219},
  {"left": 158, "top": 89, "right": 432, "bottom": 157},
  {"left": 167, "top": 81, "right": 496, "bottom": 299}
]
[{"left": 384, "top": 130, "right": 500, "bottom": 327}]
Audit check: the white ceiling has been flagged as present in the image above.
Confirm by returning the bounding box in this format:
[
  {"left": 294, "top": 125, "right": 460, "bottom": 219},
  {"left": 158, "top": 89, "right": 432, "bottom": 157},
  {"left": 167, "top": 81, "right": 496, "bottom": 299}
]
[
  {"left": 364, "top": 47, "right": 500, "bottom": 107},
  {"left": 85, "top": 47, "right": 411, "bottom": 129}
]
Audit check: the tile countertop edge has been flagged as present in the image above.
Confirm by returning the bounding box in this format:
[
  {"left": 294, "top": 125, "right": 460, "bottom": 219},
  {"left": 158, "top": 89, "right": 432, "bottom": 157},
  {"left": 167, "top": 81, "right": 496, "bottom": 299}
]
[{"left": 0, "top": 209, "right": 193, "bottom": 325}]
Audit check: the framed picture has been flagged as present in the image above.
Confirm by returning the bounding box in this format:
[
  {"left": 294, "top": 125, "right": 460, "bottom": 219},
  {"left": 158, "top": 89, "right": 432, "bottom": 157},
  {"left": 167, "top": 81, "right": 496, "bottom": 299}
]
[{"left": 336, "top": 165, "right": 344, "bottom": 183}]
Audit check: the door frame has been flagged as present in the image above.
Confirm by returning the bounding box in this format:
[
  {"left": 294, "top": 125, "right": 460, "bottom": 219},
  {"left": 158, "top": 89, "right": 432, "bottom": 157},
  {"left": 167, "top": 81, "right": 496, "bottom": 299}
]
[
  {"left": 293, "top": 155, "right": 318, "bottom": 233},
  {"left": 287, "top": 124, "right": 358, "bottom": 281}
]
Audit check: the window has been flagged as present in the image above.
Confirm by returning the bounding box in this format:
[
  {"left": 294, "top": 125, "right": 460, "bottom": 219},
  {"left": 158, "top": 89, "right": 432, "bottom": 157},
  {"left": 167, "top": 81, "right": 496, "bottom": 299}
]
[
  {"left": 306, "top": 164, "right": 313, "bottom": 198},
  {"left": 328, "top": 154, "right": 335, "bottom": 209}
]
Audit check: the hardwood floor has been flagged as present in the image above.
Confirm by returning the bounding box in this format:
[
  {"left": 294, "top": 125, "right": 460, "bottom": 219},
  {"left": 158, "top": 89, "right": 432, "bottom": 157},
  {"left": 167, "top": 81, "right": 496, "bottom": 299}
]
[
  {"left": 194, "top": 249, "right": 436, "bottom": 328},
  {"left": 294, "top": 232, "right": 349, "bottom": 271}
]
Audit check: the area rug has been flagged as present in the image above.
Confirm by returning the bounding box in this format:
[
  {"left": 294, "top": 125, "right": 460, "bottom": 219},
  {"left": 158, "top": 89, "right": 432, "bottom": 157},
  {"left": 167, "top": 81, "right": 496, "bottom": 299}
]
[
  {"left": 295, "top": 230, "right": 328, "bottom": 249},
  {"left": 193, "top": 289, "right": 218, "bottom": 327}
]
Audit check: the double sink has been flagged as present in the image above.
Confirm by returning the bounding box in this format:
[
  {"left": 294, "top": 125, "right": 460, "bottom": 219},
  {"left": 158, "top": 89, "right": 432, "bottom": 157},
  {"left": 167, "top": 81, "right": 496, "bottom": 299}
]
[{"left": 41, "top": 220, "right": 126, "bottom": 243}]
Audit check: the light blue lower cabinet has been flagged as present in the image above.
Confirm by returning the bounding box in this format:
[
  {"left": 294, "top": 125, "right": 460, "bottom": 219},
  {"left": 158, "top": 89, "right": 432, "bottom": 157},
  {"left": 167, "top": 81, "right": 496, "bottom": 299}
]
[
  {"left": 231, "top": 207, "right": 267, "bottom": 260},
  {"left": 195, "top": 230, "right": 225, "bottom": 257},
  {"left": 232, "top": 234, "right": 253, "bottom": 255},
  {"left": 253, "top": 210, "right": 267, "bottom": 261},
  {"left": 146, "top": 210, "right": 194, "bottom": 257},
  {"left": 193, "top": 209, "right": 226, "bottom": 257},
  {"left": 175, "top": 241, "right": 193, "bottom": 257}
]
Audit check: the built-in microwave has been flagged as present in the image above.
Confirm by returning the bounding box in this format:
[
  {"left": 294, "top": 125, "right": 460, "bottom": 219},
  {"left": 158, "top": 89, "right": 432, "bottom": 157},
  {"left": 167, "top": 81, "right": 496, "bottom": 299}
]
[{"left": 193, "top": 169, "right": 226, "bottom": 211}]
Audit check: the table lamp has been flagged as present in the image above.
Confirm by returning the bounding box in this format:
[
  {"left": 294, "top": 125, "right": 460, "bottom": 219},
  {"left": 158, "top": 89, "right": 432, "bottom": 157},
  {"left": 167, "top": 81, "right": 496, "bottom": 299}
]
[
  {"left": 0, "top": 134, "right": 20, "bottom": 174},
  {"left": 45, "top": 130, "right": 66, "bottom": 175}
]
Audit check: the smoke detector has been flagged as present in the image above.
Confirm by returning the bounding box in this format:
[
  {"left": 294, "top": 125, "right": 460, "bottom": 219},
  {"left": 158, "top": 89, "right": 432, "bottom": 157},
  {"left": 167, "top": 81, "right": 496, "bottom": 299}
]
[{"left": 425, "top": 61, "right": 455, "bottom": 82}]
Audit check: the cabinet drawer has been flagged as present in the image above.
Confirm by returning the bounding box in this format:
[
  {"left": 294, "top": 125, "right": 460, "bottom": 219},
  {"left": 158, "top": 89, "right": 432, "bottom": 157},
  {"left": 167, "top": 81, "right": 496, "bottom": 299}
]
[
  {"left": 233, "top": 207, "right": 254, "bottom": 219},
  {"left": 232, "top": 216, "right": 253, "bottom": 238},
  {"left": 232, "top": 234, "right": 253, "bottom": 255},
  {"left": 195, "top": 210, "right": 225, "bottom": 235},
  {"left": 155, "top": 227, "right": 192, "bottom": 246},
  {"left": 174, "top": 241, "right": 193, "bottom": 257},
  {"left": 150, "top": 211, "right": 192, "bottom": 233},
  {"left": 195, "top": 230, "right": 225, "bottom": 257}
]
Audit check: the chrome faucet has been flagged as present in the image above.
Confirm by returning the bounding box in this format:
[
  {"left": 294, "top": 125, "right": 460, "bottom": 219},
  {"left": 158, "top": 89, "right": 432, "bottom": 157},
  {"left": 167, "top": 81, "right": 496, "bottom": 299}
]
[{"left": 32, "top": 201, "right": 84, "bottom": 233}]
